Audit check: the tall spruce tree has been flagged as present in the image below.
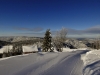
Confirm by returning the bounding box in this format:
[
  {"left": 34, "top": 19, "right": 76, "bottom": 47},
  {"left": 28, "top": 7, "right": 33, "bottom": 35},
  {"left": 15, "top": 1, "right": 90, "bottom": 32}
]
[{"left": 42, "top": 29, "right": 52, "bottom": 52}]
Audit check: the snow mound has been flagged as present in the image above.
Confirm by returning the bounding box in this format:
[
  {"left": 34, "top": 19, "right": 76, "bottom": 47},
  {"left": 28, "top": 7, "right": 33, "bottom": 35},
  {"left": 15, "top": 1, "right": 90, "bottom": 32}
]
[
  {"left": 62, "top": 48, "right": 87, "bottom": 52},
  {"left": 0, "top": 45, "right": 13, "bottom": 53},
  {"left": 81, "top": 50, "right": 100, "bottom": 66},
  {"left": 22, "top": 45, "right": 38, "bottom": 52},
  {"left": 81, "top": 50, "right": 100, "bottom": 75}
]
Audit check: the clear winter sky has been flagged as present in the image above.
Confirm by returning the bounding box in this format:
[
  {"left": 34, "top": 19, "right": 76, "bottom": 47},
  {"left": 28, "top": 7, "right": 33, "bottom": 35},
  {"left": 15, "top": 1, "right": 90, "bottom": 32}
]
[{"left": 0, "top": 0, "right": 100, "bottom": 38}]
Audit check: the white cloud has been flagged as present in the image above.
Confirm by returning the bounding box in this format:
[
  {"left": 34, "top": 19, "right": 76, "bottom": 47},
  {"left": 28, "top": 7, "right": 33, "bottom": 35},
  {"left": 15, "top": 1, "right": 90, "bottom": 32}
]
[
  {"left": 66, "top": 25, "right": 100, "bottom": 38},
  {"left": 14, "top": 27, "right": 44, "bottom": 32}
]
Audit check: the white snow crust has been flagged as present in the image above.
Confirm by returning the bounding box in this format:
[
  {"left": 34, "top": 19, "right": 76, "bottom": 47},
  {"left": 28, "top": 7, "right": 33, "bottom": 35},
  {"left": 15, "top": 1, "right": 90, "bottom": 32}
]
[
  {"left": 81, "top": 50, "right": 100, "bottom": 75},
  {"left": 0, "top": 50, "right": 86, "bottom": 75},
  {"left": 0, "top": 45, "right": 13, "bottom": 53},
  {"left": 22, "top": 45, "right": 38, "bottom": 52}
]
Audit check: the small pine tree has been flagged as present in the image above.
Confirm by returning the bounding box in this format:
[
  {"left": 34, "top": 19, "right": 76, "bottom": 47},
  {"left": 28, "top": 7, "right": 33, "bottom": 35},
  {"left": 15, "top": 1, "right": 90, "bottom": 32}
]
[
  {"left": 42, "top": 29, "right": 52, "bottom": 52},
  {"left": 12, "top": 44, "right": 23, "bottom": 55}
]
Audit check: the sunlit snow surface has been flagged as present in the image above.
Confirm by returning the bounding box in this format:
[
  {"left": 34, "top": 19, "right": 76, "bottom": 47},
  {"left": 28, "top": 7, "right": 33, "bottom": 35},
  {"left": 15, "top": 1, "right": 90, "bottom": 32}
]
[
  {"left": 0, "top": 45, "right": 13, "bottom": 53},
  {"left": 0, "top": 49, "right": 87, "bottom": 75},
  {"left": 23, "top": 45, "right": 38, "bottom": 52},
  {"left": 0, "top": 47, "right": 88, "bottom": 75},
  {"left": 81, "top": 50, "right": 100, "bottom": 75}
]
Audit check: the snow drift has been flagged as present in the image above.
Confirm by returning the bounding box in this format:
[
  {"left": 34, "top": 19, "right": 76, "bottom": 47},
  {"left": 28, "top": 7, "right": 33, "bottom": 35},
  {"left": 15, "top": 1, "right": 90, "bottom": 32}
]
[
  {"left": 81, "top": 50, "right": 100, "bottom": 75},
  {"left": 22, "top": 45, "right": 38, "bottom": 53},
  {"left": 0, "top": 52, "right": 72, "bottom": 75},
  {"left": 0, "top": 45, "right": 13, "bottom": 53}
]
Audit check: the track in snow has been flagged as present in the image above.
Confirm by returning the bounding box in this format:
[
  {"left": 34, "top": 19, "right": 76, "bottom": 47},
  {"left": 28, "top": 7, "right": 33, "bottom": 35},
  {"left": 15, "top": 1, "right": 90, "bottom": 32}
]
[
  {"left": 0, "top": 50, "right": 88, "bottom": 75},
  {"left": 40, "top": 51, "right": 88, "bottom": 75}
]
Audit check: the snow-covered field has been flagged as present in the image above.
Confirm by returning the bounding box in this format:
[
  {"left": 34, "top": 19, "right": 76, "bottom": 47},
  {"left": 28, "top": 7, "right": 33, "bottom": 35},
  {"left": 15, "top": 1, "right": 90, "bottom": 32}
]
[
  {"left": 81, "top": 50, "right": 100, "bottom": 75},
  {"left": 2, "top": 45, "right": 98, "bottom": 75},
  {"left": 0, "top": 50, "right": 87, "bottom": 75}
]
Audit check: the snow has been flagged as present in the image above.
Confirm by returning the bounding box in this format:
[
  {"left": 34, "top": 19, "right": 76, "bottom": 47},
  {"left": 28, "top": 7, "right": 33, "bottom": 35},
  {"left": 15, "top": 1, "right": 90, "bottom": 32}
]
[
  {"left": 0, "top": 45, "right": 38, "bottom": 54},
  {"left": 81, "top": 50, "right": 100, "bottom": 66},
  {"left": 0, "top": 50, "right": 87, "bottom": 75},
  {"left": 0, "top": 54, "right": 29, "bottom": 61},
  {"left": 22, "top": 45, "right": 38, "bottom": 52},
  {"left": 0, "top": 44, "right": 87, "bottom": 53},
  {"left": 0, "top": 45, "right": 13, "bottom": 53},
  {"left": 19, "top": 44, "right": 87, "bottom": 53},
  {"left": 0, "top": 45, "right": 90, "bottom": 75},
  {"left": 62, "top": 48, "right": 87, "bottom": 52},
  {"left": 81, "top": 50, "right": 100, "bottom": 75}
]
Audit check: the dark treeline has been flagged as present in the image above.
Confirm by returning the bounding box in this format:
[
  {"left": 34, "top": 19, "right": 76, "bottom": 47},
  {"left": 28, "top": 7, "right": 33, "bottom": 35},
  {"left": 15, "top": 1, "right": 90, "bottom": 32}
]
[
  {"left": 0, "top": 38, "right": 43, "bottom": 47},
  {"left": 85, "top": 39, "right": 100, "bottom": 50},
  {"left": 0, "top": 40, "right": 11, "bottom": 48},
  {"left": 12, "top": 38, "right": 43, "bottom": 46}
]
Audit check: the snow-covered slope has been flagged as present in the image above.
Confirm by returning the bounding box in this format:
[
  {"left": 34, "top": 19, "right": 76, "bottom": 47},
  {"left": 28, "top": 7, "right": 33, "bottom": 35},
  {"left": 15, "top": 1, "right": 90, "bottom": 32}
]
[
  {"left": 0, "top": 50, "right": 87, "bottom": 75},
  {"left": 81, "top": 50, "right": 100, "bottom": 75}
]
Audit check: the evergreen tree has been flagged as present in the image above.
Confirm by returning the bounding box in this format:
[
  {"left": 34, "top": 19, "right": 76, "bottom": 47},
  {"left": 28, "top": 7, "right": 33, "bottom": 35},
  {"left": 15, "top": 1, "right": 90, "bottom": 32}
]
[
  {"left": 42, "top": 29, "right": 52, "bottom": 52},
  {"left": 12, "top": 44, "right": 23, "bottom": 55}
]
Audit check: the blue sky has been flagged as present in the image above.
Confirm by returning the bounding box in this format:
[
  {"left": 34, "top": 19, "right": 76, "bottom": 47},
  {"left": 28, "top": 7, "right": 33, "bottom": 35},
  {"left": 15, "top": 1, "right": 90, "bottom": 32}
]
[{"left": 0, "top": 0, "right": 100, "bottom": 38}]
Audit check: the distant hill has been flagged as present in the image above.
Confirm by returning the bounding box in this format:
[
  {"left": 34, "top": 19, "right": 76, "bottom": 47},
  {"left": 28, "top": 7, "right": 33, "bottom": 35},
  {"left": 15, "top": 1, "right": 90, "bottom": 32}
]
[
  {"left": 0, "top": 36, "right": 95, "bottom": 49},
  {"left": 0, "top": 40, "right": 11, "bottom": 48},
  {"left": 0, "top": 36, "right": 42, "bottom": 42}
]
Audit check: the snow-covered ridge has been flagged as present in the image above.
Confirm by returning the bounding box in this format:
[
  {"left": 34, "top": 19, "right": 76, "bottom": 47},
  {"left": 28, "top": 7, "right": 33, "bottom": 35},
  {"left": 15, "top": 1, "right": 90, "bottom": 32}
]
[
  {"left": 0, "top": 36, "right": 38, "bottom": 42},
  {"left": 81, "top": 50, "right": 100, "bottom": 66},
  {"left": 81, "top": 50, "right": 100, "bottom": 75}
]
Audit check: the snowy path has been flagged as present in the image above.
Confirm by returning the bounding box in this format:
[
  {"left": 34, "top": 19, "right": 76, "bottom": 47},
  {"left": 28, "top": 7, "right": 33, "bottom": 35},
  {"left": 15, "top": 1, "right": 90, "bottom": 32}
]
[
  {"left": 0, "top": 50, "right": 88, "bottom": 75},
  {"left": 40, "top": 51, "right": 88, "bottom": 75}
]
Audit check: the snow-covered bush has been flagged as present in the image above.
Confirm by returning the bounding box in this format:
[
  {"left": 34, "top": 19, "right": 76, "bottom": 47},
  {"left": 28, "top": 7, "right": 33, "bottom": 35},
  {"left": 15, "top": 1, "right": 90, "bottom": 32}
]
[{"left": 53, "top": 28, "right": 67, "bottom": 52}]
